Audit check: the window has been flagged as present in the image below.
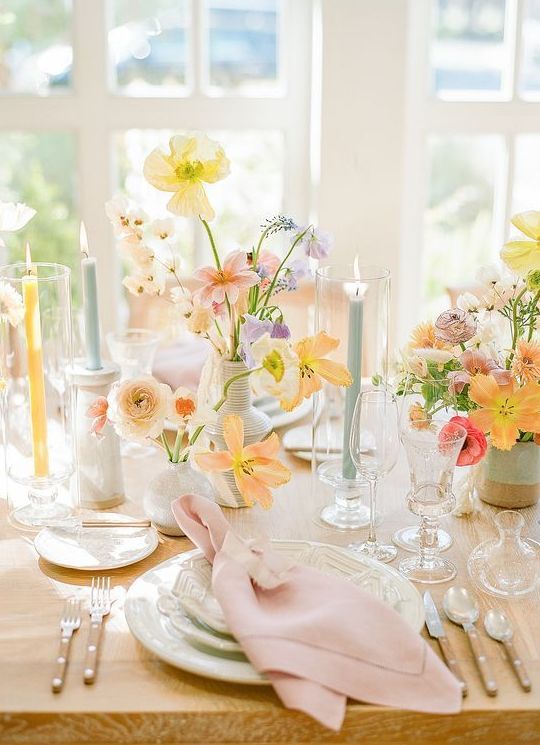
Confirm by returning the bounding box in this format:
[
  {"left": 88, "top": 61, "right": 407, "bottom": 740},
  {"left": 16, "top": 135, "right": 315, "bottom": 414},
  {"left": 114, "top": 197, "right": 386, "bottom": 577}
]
[
  {"left": 0, "top": 0, "right": 312, "bottom": 327},
  {"left": 400, "top": 0, "right": 540, "bottom": 336}
]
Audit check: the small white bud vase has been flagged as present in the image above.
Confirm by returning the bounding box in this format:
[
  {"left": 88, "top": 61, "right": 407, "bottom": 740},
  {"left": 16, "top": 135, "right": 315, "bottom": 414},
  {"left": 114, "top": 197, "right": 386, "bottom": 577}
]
[
  {"left": 143, "top": 461, "right": 216, "bottom": 536},
  {"left": 205, "top": 359, "right": 272, "bottom": 508},
  {"left": 69, "top": 360, "right": 124, "bottom": 510}
]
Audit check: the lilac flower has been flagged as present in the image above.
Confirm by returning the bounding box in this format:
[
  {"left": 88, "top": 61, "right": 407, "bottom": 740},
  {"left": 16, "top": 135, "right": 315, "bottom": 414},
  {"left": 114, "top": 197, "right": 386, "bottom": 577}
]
[{"left": 297, "top": 226, "right": 333, "bottom": 259}]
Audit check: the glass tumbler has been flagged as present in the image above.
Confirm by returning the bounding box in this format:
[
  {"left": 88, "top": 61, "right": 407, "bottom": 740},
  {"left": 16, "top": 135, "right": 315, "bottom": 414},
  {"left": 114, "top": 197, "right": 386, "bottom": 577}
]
[
  {"left": 107, "top": 328, "right": 161, "bottom": 458},
  {"left": 0, "top": 262, "right": 76, "bottom": 528},
  {"left": 399, "top": 418, "right": 466, "bottom": 583},
  {"left": 313, "top": 264, "right": 390, "bottom": 530}
]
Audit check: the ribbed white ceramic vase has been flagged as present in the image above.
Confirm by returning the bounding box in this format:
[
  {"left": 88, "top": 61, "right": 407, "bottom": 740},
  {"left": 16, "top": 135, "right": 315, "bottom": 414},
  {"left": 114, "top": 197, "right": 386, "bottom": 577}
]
[{"left": 206, "top": 360, "right": 272, "bottom": 507}]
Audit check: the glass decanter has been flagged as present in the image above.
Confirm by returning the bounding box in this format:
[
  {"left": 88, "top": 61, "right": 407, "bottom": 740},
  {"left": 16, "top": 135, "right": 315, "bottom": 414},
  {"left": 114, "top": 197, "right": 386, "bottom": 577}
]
[{"left": 468, "top": 510, "right": 540, "bottom": 598}]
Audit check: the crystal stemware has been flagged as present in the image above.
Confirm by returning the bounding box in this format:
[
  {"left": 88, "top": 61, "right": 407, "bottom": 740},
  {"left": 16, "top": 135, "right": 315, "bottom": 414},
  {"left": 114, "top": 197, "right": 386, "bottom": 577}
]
[
  {"left": 399, "top": 418, "right": 466, "bottom": 583},
  {"left": 393, "top": 374, "right": 457, "bottom": 553},
  {"left": 468, "top": 510, "right": 540, "bottom": 598},
  {"left": 347, "top": 390, "right": 399, "bottom": 562}
]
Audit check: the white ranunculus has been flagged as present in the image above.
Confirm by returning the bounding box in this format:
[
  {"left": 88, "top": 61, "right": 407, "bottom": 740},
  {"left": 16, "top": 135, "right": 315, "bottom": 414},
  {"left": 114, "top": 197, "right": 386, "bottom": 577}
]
[{"left": 107, "top": 376, "right": 171, "bottom": 442}]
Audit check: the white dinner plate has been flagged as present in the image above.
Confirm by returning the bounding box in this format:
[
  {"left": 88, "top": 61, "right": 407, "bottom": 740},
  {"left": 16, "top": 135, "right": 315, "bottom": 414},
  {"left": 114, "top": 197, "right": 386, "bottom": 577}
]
[
  {"left": 34, "top": 513, "right": 159, "bottom": 571},
  {"left": 124, "top": 540, "right": 424, "bottom": 685}
]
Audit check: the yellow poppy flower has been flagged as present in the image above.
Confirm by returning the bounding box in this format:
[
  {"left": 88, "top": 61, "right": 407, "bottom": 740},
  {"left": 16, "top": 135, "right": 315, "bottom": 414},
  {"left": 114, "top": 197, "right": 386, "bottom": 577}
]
[
  {"left": 469, "top": 373, "right": 540, "bottom": 451},
  {"left": 501, "top": 210, "right": 540, "bottom": 275},
  {"left": 281, "top": 331, "right": 352, "bottom": 411},
  {"left": 143, "top": 134, "right": 230, "bottom": 220}
]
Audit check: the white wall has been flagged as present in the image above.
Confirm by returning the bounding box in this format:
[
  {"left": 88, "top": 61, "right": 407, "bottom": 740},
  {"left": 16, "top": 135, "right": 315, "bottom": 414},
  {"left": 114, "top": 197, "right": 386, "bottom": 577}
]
[{"left": 318, "top": 0, "right": 409, "bottom": 342}]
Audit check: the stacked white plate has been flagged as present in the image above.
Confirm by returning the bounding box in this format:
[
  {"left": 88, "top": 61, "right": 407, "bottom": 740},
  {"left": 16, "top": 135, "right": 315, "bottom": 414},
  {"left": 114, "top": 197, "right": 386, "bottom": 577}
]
[{"left": 124, "top": 540, "right": 424, "bottom": 685}]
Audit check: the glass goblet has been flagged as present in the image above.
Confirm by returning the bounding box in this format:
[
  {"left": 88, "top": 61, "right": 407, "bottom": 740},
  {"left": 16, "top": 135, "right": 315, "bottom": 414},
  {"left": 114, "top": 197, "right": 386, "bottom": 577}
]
[
  {"left": 393, "top": 374, "right": 458, "bottom": 553},
  {"left": 399, "top": 418, "right": 466, "bottom": 583},
  {"left": 348, "top": 390, "right": 399, "bottom": 563}
]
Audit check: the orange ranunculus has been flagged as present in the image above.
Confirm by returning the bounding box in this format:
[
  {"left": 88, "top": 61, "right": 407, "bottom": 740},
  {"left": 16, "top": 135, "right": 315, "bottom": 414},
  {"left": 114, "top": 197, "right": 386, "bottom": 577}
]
[
  {"left": 469, "top": 374, "right": 540, "bottom": 451},
  {"left": 280, "top": 331, "right": 352, "bottom": 411},
  {"left": 195, "top": 415, "right": 290, "bottom": 508}
]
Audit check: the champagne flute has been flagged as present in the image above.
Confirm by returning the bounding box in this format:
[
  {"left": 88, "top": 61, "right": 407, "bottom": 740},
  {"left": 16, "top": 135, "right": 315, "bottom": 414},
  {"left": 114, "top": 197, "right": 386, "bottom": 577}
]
[{"left": 348, "top": 390, "right": 399, "bottom": 562}]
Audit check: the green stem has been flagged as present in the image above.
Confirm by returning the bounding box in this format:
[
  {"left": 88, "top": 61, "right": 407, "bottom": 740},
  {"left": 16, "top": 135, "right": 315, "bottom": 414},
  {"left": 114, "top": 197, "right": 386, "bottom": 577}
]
[
  {"left": 260, "top": 226, "right": 311, "bottom": 308},
  {"left": 528, "top": 289, "right": 540, "bottom": 341},
  {"left": 171, "top": 427, "right": 185, "bottom": 463},
  {"left": 160, "top": 432, "right": 173, "bottom": 460},
  {"left": 508, "top": 286, "right": 528, "bottom": 366},
  {"left": 200, "top": 218, "right": 221, "bottom": 269}
]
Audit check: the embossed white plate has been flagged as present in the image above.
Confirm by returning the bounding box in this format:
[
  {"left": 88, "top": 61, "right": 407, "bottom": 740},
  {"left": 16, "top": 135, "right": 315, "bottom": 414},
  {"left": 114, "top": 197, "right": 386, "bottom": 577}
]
[
  {"left": 125, "top": 541, "right": 424, "bottom": 685},
  {"left": 34, "top": 513, "right": 159, "bottom": 570}
]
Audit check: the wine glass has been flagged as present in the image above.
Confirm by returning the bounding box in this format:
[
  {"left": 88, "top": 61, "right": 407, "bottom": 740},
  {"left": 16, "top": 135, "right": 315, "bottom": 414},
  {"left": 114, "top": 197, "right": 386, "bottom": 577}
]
[
  {"left": 348, "top": 390, "right": 399, "bottom": 562},
  {"left": 399, "top": 418, "right": 466, "bottom": 583},
  {"left": 393, "top": 373, "right": 457, "bottom": 553}
]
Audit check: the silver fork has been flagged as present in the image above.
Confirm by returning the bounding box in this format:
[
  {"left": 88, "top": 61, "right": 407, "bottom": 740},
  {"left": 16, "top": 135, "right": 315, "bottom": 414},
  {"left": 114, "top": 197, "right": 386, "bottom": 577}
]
[
  {"left": 52, "top": 598, "right": 81, "bottom": 693},
  {"left": 83, "top": 576, "right": 111, "bottom": 685}
]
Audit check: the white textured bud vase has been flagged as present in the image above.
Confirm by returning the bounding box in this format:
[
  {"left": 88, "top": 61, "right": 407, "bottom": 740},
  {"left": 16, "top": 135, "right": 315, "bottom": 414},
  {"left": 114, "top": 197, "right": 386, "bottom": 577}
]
[
  {"left": 143, "top": 461, "right": 217, "bottom": 536},
  {"left": 206, "top": 359, "right": 272, "bottom": 507}
]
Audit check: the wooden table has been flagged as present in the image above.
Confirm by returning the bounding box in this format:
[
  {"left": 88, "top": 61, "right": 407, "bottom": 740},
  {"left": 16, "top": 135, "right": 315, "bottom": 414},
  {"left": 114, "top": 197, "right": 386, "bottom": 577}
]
[{"left": 2, "top": 441, "right": 540, "bottom": 745}]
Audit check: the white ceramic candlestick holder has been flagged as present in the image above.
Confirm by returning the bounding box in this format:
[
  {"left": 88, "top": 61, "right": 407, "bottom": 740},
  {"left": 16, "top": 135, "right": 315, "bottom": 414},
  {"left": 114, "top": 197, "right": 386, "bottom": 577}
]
[{"left": 69, "top": 360, "right": 124, "bottom": 509}]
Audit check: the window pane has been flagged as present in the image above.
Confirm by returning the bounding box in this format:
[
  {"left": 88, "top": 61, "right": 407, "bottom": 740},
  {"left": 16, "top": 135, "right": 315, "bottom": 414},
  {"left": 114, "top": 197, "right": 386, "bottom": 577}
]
[
  {"left": 206, "top": 0, "right": 279, "bottom": 94},
  {"left": 114, "top": 130, "right": 284, "bottom": 267},
  {"left": 109, "top": 0, "right": 189, "bottom": 95},
  {"left": 520, "top": 0, "right": 540, "bottom": 100},
  {"left": 431, "top": 0, "right": 508, "bottom": 100},
  {"left": 0, "top": 0, "right": 72, "bottom": 94},
  {"left": 422, "top": 136, "right": 503, "bottom": 317},
  {"left": 513, "top": 134, "right": 540, "bottom": 213},
  {"left": 0, "top": 132, "right": 78, "bottom": 295}
]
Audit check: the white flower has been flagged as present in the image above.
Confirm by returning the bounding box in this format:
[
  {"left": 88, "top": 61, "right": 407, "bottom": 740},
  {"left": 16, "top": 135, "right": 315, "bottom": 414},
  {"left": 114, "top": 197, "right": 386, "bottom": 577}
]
[
  {"left": 0, "top": 282, "right": 24, "bottom": 327},
  {"left": 107, "top": 376, "right": 171, "bottom": 443},
  {"left": 250, "top": 334, "right": 300, "bottom": 401},
  {"left": 476, "top": 264, "right": 503, "bottom": 287},
  {"left": 0, "top": 201, "right": 36, "bottom": 248},
  {"left": 163, "top": 254, "right": 181, "bottom": 275},
  {"left": 122, "top": 268, "right": 165, "bottom": 298},
  {"left": 169, "top": 387, "right": 197, "bottom": 425},
  {"left": 105, "top": 195, "right": 131, "bottom": 237},
  {"left": 148, "top": 218, "right": 176, "bottom": 243},
  {"left": 414, "top": 347, "right": 454, "bottom": 364},
  {"left": 457, "top": 292, "right": 480, "bottom": 313},
  {"left": 119, "top": 241, "right": 155, "bottom": 270},
  {"left": 404, "top": 353, "right": 428, "bottom": 378},
  {"left": 122, "top": 275, "right": 146, "bottom": 296}
]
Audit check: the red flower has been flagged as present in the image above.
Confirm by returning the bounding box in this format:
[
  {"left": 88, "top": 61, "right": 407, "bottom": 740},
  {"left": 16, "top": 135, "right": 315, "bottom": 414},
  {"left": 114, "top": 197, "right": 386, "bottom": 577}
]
[{"left": 445, "top": 415, "right": 487, "bottom": 466}]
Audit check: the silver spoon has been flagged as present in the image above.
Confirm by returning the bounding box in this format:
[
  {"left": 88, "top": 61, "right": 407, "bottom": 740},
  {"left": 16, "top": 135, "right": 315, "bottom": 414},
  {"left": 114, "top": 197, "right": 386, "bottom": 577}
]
[
  {"left": 484, "top": 609, "right": 531, "bottom": 692},
  {"left": 443, "top": 587, "right": 498, "bottom": 696}
]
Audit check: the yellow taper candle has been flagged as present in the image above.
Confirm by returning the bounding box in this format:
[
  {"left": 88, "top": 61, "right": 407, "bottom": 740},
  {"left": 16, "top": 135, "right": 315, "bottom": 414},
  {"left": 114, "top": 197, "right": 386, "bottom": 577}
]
[{"left": 22, "top": 243, "right": 49, "bottom": 477}]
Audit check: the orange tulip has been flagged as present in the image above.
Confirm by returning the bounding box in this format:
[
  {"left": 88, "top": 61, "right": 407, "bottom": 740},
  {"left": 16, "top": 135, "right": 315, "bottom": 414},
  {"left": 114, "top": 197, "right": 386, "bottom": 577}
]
[
  {"left": 469, "top": 374, "right": 540, "bottom": 451},
  {"left": 195, "top": 415, "right": 290, "bottom": 508}
]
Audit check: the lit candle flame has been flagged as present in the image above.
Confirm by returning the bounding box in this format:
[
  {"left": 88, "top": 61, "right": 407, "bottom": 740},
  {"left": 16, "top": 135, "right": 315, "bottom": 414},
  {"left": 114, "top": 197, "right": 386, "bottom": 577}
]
[
  {"left": 353, "top": 255, "right": 361, "bottom": 280},
  {"left": 80, "top": 221, "right": 89, "bottom": 259},
  {"left": 25, "top": 242, "right": 35, "bottom": 276}
]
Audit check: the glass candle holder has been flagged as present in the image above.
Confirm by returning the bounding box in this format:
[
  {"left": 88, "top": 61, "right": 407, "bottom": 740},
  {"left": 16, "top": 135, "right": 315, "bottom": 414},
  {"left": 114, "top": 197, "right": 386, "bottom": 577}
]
[
  {"left": 0, "top": 262, "right": 76, "bottom": 528},
  {"left": 313, "top": 264, "right": 390, "bottom": 529},
  {"left": 106, "top": 328, "right": 160, "bottom": 380}
]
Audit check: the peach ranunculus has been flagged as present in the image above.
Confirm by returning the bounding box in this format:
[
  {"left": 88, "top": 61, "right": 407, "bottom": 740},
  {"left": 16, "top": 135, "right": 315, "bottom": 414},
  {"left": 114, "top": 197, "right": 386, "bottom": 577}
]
[
  {"left": 107, "top": 376, "right": 171, "bottom": 443},
  {"left": 195, "top": 414, "right": 291, "bottom": 508},
  {"left": 280, "top": 331, "right": 353, "bottom": 412},
  {"left": 86, "top": 396, "right": 109, "bottom": 435},
  {"left": 194, "top": 250, "right": 259, "bottom": 306},
  {"left": 469, "top": 374, "right": 540, "bottom": 451},
  {"left": 143, "top": 134, "right": 230, "bottom": 221}
]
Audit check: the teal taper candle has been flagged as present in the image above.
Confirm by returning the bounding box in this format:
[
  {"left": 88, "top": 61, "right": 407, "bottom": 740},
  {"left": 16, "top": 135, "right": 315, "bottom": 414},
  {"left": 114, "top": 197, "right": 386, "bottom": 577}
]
[
  {"left": 342, "top": 282, "right": 365, "bottom": 479},
  {"left": 80, "top": 222, "right": 103, "bottom": 371}
]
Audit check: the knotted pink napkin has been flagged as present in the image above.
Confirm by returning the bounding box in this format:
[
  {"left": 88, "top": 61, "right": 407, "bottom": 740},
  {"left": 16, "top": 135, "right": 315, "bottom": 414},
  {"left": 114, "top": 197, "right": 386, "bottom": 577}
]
[{"left": 172, "top": 494, "right": 461, "bottom": 730}]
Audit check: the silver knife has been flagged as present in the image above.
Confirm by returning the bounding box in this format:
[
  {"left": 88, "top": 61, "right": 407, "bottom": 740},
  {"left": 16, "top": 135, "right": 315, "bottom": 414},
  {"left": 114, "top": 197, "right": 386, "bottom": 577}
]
[{"left": 424, "top": 592, "right": 468, "bottom": 696}]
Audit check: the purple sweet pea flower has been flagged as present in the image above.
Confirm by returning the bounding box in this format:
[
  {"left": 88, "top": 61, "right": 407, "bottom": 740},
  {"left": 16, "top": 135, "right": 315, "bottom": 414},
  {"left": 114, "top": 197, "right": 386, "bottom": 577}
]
[
  {"left": 297, "top": 226, "right": 333, "bottom": 259},
  {"left": 239, "top": 314, "right": 290, "bottom": 366}
]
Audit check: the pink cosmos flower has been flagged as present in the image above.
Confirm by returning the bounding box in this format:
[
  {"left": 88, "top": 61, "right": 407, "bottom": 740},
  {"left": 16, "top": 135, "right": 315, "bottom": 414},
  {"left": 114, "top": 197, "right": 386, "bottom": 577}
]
[
  {"left": 87, "top": 396, "right": 109, "bottom": 435},
  {"left": 194, "top": 250, "right": 259, "bottom": 306},
  {"left": 447, "top": 349, "right": 512, "bottom": 394}
]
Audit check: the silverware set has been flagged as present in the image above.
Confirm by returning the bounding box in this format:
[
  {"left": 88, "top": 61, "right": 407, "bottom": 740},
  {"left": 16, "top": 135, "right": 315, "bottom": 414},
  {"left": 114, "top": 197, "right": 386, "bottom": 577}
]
[
  {"left": 424, "top": 588, "right": 531, "bottom": 697},
  {"left": 51, "top": 576, "right": 112, "bottom": 693}
]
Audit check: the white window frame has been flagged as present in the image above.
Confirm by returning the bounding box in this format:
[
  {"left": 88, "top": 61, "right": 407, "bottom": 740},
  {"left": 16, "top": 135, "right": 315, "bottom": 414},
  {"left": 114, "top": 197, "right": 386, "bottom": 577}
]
[
  {"left": 0, "top": 0, "right": 314, "bottom": 333},
  {"left": 398, "top": 0, "right": 540, "bottom": 341}
]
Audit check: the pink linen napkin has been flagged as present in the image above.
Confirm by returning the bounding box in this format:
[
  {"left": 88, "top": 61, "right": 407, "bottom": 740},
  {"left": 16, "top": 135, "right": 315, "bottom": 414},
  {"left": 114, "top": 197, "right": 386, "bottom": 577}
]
[{"left": 172, "top": 494, "right": 461, "bottom": 730}]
